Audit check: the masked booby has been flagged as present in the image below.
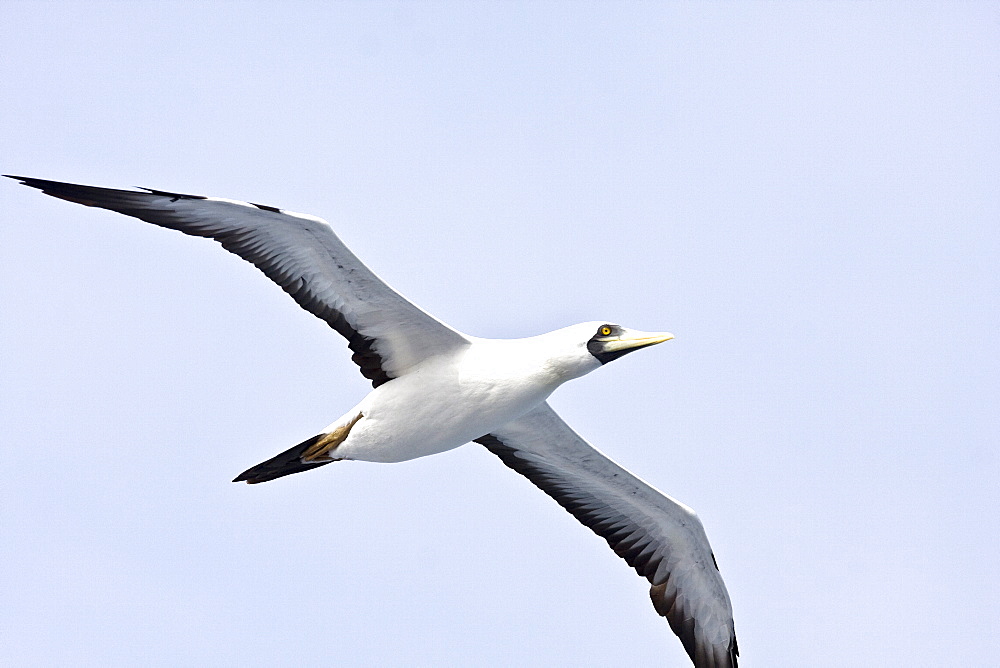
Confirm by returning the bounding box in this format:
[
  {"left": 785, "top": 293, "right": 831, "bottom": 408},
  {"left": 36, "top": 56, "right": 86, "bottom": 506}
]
[{"left": 7, "top": 175, "right": 739, "bottom": 668}]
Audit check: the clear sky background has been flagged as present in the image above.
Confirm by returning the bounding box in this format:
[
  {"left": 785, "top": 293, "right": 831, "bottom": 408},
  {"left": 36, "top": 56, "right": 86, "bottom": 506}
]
[{"left": 1, "top": 3, "right": 997, "bottom": 667}]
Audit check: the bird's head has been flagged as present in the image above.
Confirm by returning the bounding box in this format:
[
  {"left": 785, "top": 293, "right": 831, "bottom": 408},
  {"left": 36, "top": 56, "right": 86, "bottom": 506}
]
[
  {"left": 536, "top": 322, "right": 674, "bottom": 382},
  {"left": 584, "top": 322, "right": 675, "bottom": 365}
]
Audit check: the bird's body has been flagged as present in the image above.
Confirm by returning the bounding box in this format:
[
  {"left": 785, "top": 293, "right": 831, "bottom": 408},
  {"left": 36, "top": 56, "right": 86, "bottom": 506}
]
[
  {"left": 327, "top": 325, "right": 601, "bottom": 463},
  {"left": 8, "top": 175, "right": 739, "bottom": 668}
]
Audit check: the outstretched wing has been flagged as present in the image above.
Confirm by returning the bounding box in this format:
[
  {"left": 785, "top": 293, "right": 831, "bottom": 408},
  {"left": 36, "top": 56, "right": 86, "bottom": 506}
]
[
  {"left": 7, "top": 176, "right": 468, "bottom": 386},
  {"left": 476, "top": 403, "right": 738, "bottom": 668}
]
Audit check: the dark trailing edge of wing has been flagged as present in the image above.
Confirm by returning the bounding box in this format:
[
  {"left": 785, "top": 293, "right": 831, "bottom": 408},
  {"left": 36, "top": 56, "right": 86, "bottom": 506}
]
[
  {"left": 233, "top": 433, "right": 332, "bottom": 484},
  {"left": 475, "top": 434, "right": 738, "bottom": 668},
  {"left": 5, "top": 175, "right": 392, "bottom": 388},
  {"left": 139, "top": 187, "right": 207, "bottom": 201},
  {"left": 250, "top": 202, "right": 282, "bottom": 213}
]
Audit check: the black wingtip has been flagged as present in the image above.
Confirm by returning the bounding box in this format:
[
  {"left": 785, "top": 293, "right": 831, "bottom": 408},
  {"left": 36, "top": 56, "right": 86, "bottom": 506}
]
[
  {"left": 5, "top": 174, "right": 54, "bottom": 189},
  {"left": 5, "top": 176, "right": 205, "bottom": 202},
  {"left": 4, "top": 176, "right": 124, "bottom": 208},
  {"left": 233, "top": 434, "right": 334, "bottom": 484}
]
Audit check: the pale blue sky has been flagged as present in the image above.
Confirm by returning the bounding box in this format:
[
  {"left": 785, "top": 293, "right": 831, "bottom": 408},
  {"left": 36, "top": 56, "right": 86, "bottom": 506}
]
[{"left": 1, "top": 3, "right": 997, "bottom": 666}]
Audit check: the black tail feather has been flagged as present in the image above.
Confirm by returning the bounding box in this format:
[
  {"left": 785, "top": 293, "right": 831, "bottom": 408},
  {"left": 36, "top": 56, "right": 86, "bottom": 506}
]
[{"left": 233, "top": 434, "right": 334, "bottom": 484}]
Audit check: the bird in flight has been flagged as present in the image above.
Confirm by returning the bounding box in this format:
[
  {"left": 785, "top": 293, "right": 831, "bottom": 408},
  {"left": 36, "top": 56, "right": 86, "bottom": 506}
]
[{"left": 8, "top": 175, "right": 738, "bottom": 668}]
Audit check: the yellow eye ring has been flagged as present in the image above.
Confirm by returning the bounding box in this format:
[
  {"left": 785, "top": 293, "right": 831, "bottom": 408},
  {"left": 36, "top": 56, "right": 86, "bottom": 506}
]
[{"left": 600, "top": 326, "right": 612, "bottom": 336}]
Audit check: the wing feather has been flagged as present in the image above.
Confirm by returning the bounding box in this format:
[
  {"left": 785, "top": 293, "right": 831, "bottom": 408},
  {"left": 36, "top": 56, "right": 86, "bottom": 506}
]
[
  {"left": 477, "top": 403, "right": 738, "bottom": 668},
  {"left": 7, "top": 176, "right": 468, "bottom": 384}
]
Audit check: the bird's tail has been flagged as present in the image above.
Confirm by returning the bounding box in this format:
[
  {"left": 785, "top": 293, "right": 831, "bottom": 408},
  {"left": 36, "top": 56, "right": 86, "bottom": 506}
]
[{"left": 233, "top": 434, "right": 334, "bottom": 484}]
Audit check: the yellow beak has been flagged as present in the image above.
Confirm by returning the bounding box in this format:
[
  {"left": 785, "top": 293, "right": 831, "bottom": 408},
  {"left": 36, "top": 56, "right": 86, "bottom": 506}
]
[{"left": 598, "top": 329, "right": 675, "bottom": 354}]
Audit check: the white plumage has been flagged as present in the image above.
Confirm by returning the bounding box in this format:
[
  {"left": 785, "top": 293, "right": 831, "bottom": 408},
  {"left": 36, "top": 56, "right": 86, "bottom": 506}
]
[
  {"left": 8, "top": 175, "right": 738, "bottom": 668},
  {"left": 329, "top": 324, "right": 607, "bottom": 463}
]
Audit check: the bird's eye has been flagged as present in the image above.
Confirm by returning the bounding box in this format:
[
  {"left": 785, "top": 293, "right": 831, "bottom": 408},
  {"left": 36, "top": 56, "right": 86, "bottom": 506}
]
[{"left": 600, "top": 326, "right": 613, "bottom": 337}]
